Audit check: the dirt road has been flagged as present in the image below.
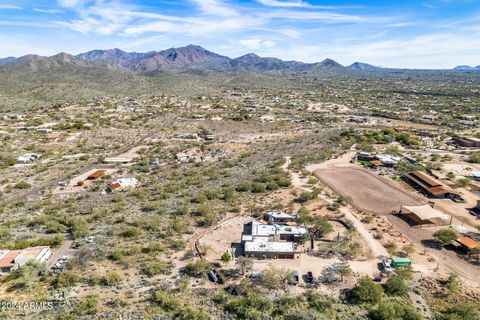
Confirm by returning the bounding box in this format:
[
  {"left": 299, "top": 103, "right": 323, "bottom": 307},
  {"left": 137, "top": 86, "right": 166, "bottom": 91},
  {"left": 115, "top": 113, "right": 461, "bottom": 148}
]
[
  {"left": 387, "top": 214, "right": 480, "bottom": 287},
  {"left": 283, "top": 157, "right": 388, "bottom": 259},
  {"left": 48, "top": 239, "right": 74, "bottom": 269}
]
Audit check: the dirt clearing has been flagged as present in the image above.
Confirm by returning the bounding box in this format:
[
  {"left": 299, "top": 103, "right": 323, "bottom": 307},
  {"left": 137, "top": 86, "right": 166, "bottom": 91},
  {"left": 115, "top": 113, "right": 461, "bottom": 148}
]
[{"left": 314, "top": 167, "right": 422, "bottom": 214}]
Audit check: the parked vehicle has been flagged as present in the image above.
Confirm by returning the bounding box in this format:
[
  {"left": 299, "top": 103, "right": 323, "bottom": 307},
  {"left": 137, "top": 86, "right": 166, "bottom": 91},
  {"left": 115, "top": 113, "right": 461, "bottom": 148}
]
[
  {"left": 208, "top": 270, "right": 219, "bottom": 283},
  {"left": 289, "top": 271, "right": 299, "bottom": 285},
  {"left": 306, "top": 271, "right": 314, "bottom": 283},
  {"left": 381, "top": 260, "right": 393, "bottom": 273}
]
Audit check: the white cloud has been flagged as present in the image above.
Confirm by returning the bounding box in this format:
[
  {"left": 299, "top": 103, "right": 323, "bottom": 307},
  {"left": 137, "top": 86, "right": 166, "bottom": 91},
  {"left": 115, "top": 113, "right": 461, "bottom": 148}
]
[
  {"left": 257, "top": 0, "right": 308, "bottom": 7},
  {"left": 0, "top": 4, "right": 22, "bottom": 10},
  {"left": 34, "top": 8, "right": 64, "bottom": 14},
  {"left": 264, "top": 10, "right": 381, "bottom": 23},
  {"left": 264, "top": 30, "right": 480, "bottom": 69},
  {"left": 239, "top": 38, "right": 276, "bottom": 49},
  {"left": 190, "top": 0, "right": 238, "bottom": 16},
  {"left": 57, "top": 0, "right": 86, "bottom": 8},
  {"left": 257, "top": 0, "right": 360, "bottom": 9}
]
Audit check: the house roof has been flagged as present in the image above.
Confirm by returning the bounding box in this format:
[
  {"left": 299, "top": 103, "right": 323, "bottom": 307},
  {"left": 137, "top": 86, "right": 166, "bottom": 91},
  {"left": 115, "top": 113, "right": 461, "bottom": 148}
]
[
  {"left": 264, "top": 211, "right": 295, "bottom": 219},
  {"left": 428, "top": 185, "right": 457, "bottom": 196},
  {"left": 406, "top": 171, "right": 459, "bottom": 196},
  {"left": 402, "top": 205, "right": 446, "bottom": 221},
  {"left": 369, "top": 160, "right": 383, "bottom": 166},
  {"left": 456, "top": 237, "right": 480, "bottom": 250},
  {"left": 244, "top": 239, "right": 294, "bottom": 253},
  {"left": 108, "top": 182, "right": 122, "bottom": 190},
  {"left": 407, "top": 171, "right": 441, "bottom": 188},
  {"left": 88, "top": 170, "right": 106, "bottom": 179},
  {"left": 0, "top": 250, "right": 21, "bottom": 268}
]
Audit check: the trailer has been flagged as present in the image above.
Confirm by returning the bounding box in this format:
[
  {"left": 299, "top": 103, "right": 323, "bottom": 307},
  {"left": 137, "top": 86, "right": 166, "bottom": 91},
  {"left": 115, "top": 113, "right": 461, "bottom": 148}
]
[{"left": 391, "top": 257, "right": 411, "bottom": 268}]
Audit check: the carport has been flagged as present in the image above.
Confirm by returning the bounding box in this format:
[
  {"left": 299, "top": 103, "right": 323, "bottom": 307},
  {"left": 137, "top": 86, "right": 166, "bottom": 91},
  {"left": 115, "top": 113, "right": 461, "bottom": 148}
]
[{"left": 400, "top": 205, "right": 449, "bottom": 227}]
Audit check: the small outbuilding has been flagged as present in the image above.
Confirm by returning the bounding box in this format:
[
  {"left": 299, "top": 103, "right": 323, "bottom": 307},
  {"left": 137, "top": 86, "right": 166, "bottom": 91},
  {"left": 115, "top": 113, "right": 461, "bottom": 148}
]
[
  {"left": 400, "top": 205, "right": 448, "bottom": 227},
  {"left": 87, "top": 170, "right": 106, "bottom": 180},
  {"left": 391, "top": 257, "right": 411, "bottom": 268},
  {"left": 455, "top": 237, "right": 480, "bottom": 252}
]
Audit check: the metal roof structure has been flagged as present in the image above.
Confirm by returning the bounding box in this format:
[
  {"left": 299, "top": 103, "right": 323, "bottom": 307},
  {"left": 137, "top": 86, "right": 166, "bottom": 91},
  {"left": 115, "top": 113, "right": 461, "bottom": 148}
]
[
  {"left": 402, "top": 205, "right": 447, "bottom": 221},
  {"left": 456, "top": 237, "right": 480, "bottom": 250}
]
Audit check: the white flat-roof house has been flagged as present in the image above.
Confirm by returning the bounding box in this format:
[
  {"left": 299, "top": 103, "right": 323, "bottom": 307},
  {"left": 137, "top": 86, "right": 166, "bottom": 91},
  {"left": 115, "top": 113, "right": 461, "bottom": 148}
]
[
  {"left": 263, "top": 211, "right": 297, "bottom": 224},
  {"left": 104, "top": 177, "right": 138, "bottom": 194},
  {"left": 242, "top": 219, "right": 309, "bottom": 259},
  {"left": 16, "top": 153, "right": 41, "bottom": 164}
]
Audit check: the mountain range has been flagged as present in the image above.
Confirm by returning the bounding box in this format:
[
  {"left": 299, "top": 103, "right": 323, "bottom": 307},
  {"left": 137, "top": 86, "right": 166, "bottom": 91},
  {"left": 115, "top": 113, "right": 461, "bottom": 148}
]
[
  {"left": 0, "top": 45, "right": 382, "bottom": 74},
  {"left": 453, "top": 65, "right": 480, "bottom": 71},
  {"left": 0, "top": 45, "right": 477, "bottom": 74}
]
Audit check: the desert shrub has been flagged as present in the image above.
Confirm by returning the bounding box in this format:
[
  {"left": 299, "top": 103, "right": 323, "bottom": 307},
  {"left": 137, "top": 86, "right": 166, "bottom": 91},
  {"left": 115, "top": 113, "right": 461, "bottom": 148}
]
[
  {"left": 56, "top": 271, "right": 79, "bottom": 288},
  {"left": 141, "top": 260, "right": 173, "bottom": 277},
  {"left": 351, "top": 277, "right": 384, "bottom": 304},
  {"left": 185, "top": 259, "right": 210, "bottom": 277}
]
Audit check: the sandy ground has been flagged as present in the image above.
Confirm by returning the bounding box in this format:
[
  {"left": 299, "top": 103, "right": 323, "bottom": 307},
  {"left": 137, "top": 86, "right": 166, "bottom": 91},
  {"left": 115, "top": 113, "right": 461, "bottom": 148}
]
[
  {"left": 253, "top": 254, "right": 379, "bottom": 279},
  {"left": 285, "top": 156, "right": 389, "bottom": 259},
  {"left": 114, "top": 145, "right": 150, "bottom": 160},
  {"left": 304, "top": 155, "right": 480, "bottom": 289},
  {"left": 387, "top": 214, "right": 480, "bottom": 288},
  {"left": 200, "top": 216, "right": 251, "bottom": 263},
  {"left": 437, "top": 162, "right": 480, "bottom": 179},
  {"left": 314, "top": 167, "right": 422, "bottom": 214}
]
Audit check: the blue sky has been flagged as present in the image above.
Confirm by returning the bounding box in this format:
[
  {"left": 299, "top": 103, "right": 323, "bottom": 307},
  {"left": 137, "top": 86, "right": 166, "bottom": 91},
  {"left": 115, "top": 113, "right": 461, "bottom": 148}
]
[{"left": 0, "top": 0, "right": 479, "bottom": 68}]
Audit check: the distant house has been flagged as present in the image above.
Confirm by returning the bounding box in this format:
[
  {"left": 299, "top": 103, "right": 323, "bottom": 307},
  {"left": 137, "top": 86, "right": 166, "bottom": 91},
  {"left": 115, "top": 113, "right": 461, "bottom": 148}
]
[
  {"left": 455, "top": 137, "right": 480, "bottom": 148},
  {"left": 37, "top": 128, "right": 52, "bottom": 134},
  {"left": 16, "top": 153, "right": 41, "bottom": 164},
  {"left": 104, "top": 178, "right": 138, "bottom": 194},
  {"left": 103, "top": 157, "right": 133, "bottom": 164},
  {"left": 242, "top": 219, "right": 308, "bottom": 259},
  {"left": 472, "top": 171, "right": 480, "bottom": 181},
  {"left": 176, "top": 133, "right": 199, "bottom": 140},
  {"left": 0, "top": 246, "right": 51, "bottom": 273},
  {"left": 87, "top": 170, "right": 106, "bottom": 180},
  {"left": 357, "top": 152, "right": 375, "bottom": 161},
  {"left": 204, "top": 134, "right": 216, "bottom": 141},
  {"left": 176, "top": 149, "right": 202, "bottom": 163},
  {"left": 263, "top": 211, "right": 297, "bottom": 224},
  {"left": 375, "top": 154, "right": 402, "bottom": 167}
]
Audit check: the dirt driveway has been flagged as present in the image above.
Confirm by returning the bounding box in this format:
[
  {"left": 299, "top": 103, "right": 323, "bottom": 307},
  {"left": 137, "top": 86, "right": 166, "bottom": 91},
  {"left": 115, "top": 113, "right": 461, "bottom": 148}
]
[
  {"left": 314, "top": 167, "right": 422, "bottom": 215},
  {"left": 387, "top": 214, "right": 480, "bottom": 288}
]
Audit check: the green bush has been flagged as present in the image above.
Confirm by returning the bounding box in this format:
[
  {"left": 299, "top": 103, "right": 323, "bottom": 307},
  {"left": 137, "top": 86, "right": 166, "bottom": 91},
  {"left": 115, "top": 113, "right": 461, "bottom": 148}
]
[
  {"left": 351, "top": 277, "right": 384, "bottom": 304},
  {"left": 14, "top": 181, "right": 31, "bottom": 189},
  {"left": 141, "top": 260, "right": 173, "bottom": 277},
  {"left": 56, "top": 271, "right": 79, "bottom": 288},
  {"left": 185, "top": 259, "right": 210, "bottom": 277}
]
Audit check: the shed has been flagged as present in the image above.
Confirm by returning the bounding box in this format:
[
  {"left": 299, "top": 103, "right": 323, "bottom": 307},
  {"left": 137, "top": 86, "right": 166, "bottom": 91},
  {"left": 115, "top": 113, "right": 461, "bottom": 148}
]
[
  {"left": 391, "top": 257, "right": 411, "bottom": 268},
  {"left": 401, "top": 205, "right": 447, "bottom": 226},
  {"left": 87, "top": 170, "right": 106, "bottom": 180},
  {"left": 455, "top": 237, "right": 480, "bottom": 251}
]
